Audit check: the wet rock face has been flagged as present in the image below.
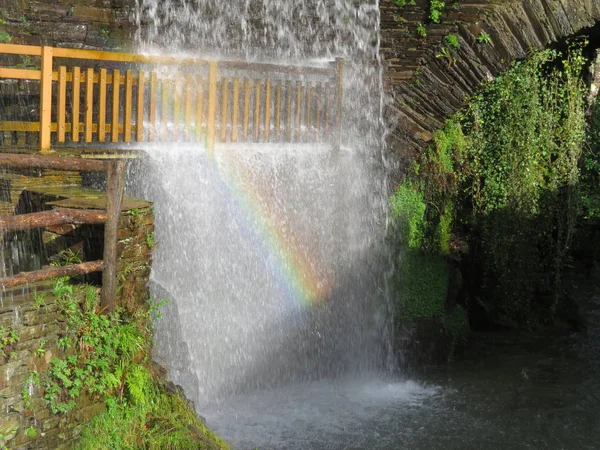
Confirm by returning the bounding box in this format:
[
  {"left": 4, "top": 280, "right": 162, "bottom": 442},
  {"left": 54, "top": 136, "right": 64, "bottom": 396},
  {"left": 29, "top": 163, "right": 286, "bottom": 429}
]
[
  {"left": 380, "top": 0, "right": 600, "bottom": 173},
  {"left": 0, "top": 0, "right": 135, "bottom": 50}
]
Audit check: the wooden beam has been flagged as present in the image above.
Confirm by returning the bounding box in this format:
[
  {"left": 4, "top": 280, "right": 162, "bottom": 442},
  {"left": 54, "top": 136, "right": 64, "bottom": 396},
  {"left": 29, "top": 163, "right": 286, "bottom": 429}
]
[
  {"left": 72, "top": 66, "right": 81, "bottom": 143},
  {"left": 85, "top": 68, "right": 94, "bottom": 143},
  {"left": 206, "top": 61, "right": 218, "bottom": 155},
  {"left": 334, "top": 58, "right": 344, "bottom": 151},
  {"left": 99, "top": 69, "right": 108, "bottom": 142},
  {"left": 0, "top": 261, "right": 104, "bottom": 289},
  {"left": 39, "top": 46, "right": 53, "bottom": 151},
  {"left": 0, "top": 153, "right": 110, "bottom": 172},
  {"left": 101, "top": 160, "right": 126, "bottom": 313},
  {"left": 0, "top": 43, "right": 42, "bottom": 56},
  {"left": 111, "top": 69, "right": 120, "bottom": 143},
  {"left": 58, "top": 66, "right": 67, "bottom": 142},
  {"left": 0, "top": 68, "right": 41, "bottom": 80},
  {"left": 136, "top": 71, "right": 145, "bottom": 142},
  {"left": 1, "top": 208, "right": 108, "bottom": 232}
]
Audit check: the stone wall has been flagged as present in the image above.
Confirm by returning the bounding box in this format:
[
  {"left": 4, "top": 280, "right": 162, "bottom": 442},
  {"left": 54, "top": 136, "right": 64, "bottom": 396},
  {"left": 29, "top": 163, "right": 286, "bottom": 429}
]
[
  {"left": 0, "top": 0, "right": 135, "bottom": 51},
  {"left": 380, "top": 0, "right": 600, "bottom": 172},
  {"left": 0, "top": 186, "right": 154, "bottom": 449}
]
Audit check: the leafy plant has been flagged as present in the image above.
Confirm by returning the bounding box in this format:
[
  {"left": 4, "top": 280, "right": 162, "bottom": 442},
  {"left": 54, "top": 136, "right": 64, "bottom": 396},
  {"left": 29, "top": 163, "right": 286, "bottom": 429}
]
[
  {"left": 476, "top": 31, "right": 491, "bottom": 44},
  {"left": 416, "top": 23, "right": 427, "bottom": 38},
  {"left": 43, "top": 282, "right": 146, "bottom": 414},
  {"left": 0, "top": 326, "right": 19, "bottom": 360},
  {"left": 429, "top": 0, "right": 446, "bottom": 23},
  {"left": 35, "top": 339, "right": 47, "bottom": 357},
  {"left": 33, "top": 290, "right": 47, "bottom": 308},
  {"left": 0, "top": 31, "right": 11, "bottom": 43},
  {"left": 50, "top": 249, "right": 83, "bottom": 267},
  {"left": 146, "top": 232, "right": 155, "bottom": 249},
  {"left": 444, "top": 34, "right": 460, "bottom": 49}
]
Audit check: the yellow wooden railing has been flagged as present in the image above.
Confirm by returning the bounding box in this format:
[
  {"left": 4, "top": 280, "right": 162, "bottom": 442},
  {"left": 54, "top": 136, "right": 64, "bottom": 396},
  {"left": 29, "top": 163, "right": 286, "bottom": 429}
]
[{"left": 0, "top": 44, "right": 344, "bottom": 153}]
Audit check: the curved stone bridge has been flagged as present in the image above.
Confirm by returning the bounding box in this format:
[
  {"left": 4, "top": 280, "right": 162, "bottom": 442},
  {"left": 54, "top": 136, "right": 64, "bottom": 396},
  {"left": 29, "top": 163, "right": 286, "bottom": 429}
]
[{"left": 380, "top": 0, "right": 600, "bottom": 171}]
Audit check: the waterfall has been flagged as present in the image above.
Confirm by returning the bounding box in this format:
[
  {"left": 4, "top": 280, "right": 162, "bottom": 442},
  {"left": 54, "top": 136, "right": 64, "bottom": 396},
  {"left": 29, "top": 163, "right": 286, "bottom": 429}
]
[{"left": 128, "top": 0, "right": 395, "bottom": 431}]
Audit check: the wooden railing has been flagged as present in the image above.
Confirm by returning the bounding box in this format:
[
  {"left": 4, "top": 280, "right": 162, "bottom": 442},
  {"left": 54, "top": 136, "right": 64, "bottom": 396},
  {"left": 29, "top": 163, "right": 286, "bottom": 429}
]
[
  {"left": 0, "top": 153, "right": 125, "bottom": 313},
  {"left": 0, "top": 44, "right": 344, "bottom": 153}
]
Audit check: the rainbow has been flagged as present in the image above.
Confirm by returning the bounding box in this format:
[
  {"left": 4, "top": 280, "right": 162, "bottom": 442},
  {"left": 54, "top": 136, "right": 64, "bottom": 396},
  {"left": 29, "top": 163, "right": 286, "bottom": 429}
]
[{"left": 210, "top": 148, "right": 334, "bottom": 309}]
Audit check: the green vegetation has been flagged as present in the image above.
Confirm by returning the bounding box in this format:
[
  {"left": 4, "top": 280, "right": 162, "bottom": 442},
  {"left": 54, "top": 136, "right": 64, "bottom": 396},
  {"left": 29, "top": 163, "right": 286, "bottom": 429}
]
[
  {"left": 0, "top": 31, "right": 12, "bottom": 43},
  {"left": 0, "top": 325, "right": 19, "bottom": 361},
  {"left": 476, "top": 31, "right": 491, "bottom": 44},
  {"left": 23, "top": 278, "right": 228, "bottom": 449},
  {"left": 429, "top": 0, "right": 446, "bottom": 23},
  {"left": 416, "top": 23, "right": 427, "bottom": 38},
  {"left": 146, "top": 231, "right": 155, "bottom": 248},
  {"left": 444, "top": 34, "right": 459, "bottom": 49},
  {"left": 391, "top": 42, "right": 596, "bottom": 332}
]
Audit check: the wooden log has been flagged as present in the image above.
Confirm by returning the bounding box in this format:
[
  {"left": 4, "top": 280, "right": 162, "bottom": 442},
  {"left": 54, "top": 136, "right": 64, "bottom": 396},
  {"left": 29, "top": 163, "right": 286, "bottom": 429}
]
[
  {"left": 0, "top": 261, "right": 104, "bottom": 289},
  {"left": 0, "top": 153, "right": 110, "bottom": 172},
  {"left": 137, "top": 71, "right": 145, "bottom": 142},
  {"left": 1, "top": 208, "right": 108, "bottom": 232},
  {"left": 101, "top": 159, "right": 126, "bottom": 313}
]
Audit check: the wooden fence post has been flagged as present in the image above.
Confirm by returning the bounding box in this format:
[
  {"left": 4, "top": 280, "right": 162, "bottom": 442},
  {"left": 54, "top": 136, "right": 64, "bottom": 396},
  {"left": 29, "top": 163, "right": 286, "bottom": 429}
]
[
  {"left": 39, "top": 46, "right": 53, "bottom": 151},
  {"left": 101, "top": 159, "right": 126, "bottom": 313},
  {"left": 206, "top": 61, "right": 218, "bottom": 156},
  {"left": 334, "top": 58, "right": 344, "bottom": 152}
]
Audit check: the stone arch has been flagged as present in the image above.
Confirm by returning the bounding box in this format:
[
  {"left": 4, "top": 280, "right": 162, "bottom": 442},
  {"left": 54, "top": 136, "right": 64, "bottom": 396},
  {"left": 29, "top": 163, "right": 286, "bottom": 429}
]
[{"left": 380, "top": 0, "right": 600, "bottom": 171}]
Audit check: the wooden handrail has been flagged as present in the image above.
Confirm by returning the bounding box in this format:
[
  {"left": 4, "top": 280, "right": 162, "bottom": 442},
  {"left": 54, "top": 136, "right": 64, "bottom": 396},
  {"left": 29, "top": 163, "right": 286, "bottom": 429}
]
[
  {"left": 0, "top": 154, "right": 125, "bottom": 313},
  {"left": 0, "top": 43, "right": 344, "bottom": 152},
  {"left": 0, "top": 261, "right": 105, "bottom": 289}
]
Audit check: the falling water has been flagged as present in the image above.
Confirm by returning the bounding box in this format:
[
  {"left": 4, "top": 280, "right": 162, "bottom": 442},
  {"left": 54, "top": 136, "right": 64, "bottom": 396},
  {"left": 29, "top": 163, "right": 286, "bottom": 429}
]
[{"left": 127, "top": 1, "right": 427, "bottom": 448}]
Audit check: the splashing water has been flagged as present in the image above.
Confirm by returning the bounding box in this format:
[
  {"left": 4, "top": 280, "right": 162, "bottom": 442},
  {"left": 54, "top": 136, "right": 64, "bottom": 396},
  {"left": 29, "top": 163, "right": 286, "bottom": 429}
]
[{"left": 128, "top": 0, "right": 404, "bottom": 446}]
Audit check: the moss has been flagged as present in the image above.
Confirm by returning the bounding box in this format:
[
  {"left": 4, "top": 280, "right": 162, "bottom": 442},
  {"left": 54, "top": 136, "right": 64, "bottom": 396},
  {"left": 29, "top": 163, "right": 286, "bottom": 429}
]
[
  {"left": 389, "top": 180, "right": 426, "bottom": 249},
  {"left": 398, "top": 250, "right": 468, "bottom": 340},
  {"left": 77, "top": 369, "right": 228, "bottom": 450}
]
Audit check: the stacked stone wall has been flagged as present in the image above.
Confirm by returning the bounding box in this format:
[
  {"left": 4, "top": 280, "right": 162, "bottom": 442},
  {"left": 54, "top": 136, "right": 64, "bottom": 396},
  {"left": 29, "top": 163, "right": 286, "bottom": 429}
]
[{"left": 380, "top": 0, "right": 600, "bottom": 172}]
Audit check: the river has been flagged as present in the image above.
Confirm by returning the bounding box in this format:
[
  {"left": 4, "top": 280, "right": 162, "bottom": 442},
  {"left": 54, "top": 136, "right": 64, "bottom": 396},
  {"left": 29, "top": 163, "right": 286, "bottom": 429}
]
[{"left": 204, "top": 273, "right": 600, "bottom": 449}]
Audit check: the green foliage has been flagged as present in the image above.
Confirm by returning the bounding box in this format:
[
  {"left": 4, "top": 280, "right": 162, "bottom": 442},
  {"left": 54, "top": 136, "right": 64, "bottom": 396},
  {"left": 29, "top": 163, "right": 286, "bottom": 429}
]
[
  {"left": 146, "top": 232, "right": 155, "bottom": 249},
  {"left": 416, "top": 23, "right": 427, "bottom": 38},
  {"left": 0, "top": 326, "right": 19, "bottom": 360},
  {"left": 477, "top": 31, "right": 491, "bottom": 44},
  {"left": 50, "top": 249, "right": 83, "bottom": 267},
  {"left": 399, "top": 250, "right": 468, "bottom": 339},
  {"left": 35, "top": 339, "right": 47, "bottom": 357},
  {"left": 444, "top": 34, "right": 460, "bottom": 49},
  {"left": 42, "top": 282, "right": 146, "bottom": 414},
  {"left": 33, "top": 289, "right": 47, "bottom": 308},
  {"left": 26, "top": 427, "right": 37, "bottom": 439},
  {"left": 24, "top": 277, "right": 226, "bottom": 448},
  {"left": 77, "top": 374, "right": 228, "bottom": 450},
  {"left": 0, "top": 31, "right": 11, "bottom": 43},
  {"left": 390, "top": 180, "right": 426, "bottom": 249},
  {"left": 429, "top": 0, "right": 446, "bottom": 23},
  {"left": 393, "top": 0, "right": 408, "bottom": 6}
]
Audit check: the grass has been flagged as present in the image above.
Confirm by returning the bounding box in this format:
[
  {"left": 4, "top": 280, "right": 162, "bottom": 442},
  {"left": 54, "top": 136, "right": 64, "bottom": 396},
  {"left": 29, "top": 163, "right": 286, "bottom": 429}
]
[{"left": 78, "top": 375, "right": 228, "bottom": 450}]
